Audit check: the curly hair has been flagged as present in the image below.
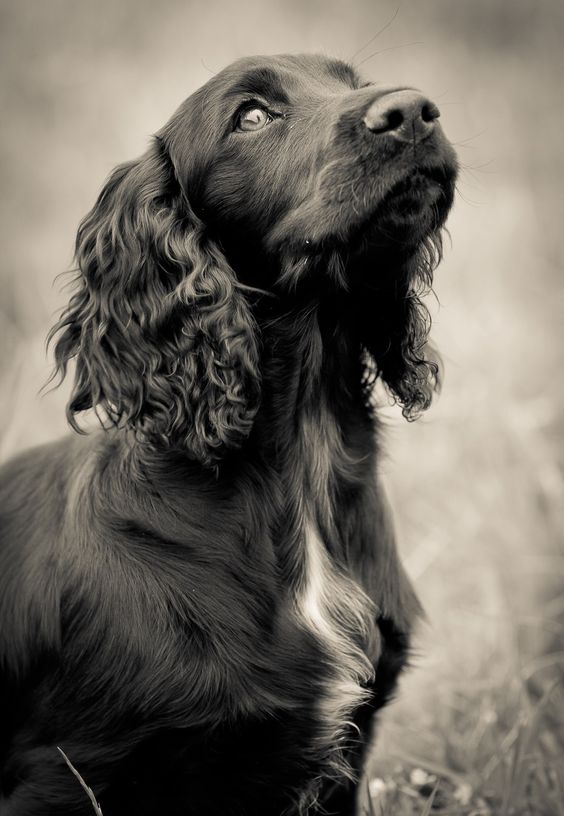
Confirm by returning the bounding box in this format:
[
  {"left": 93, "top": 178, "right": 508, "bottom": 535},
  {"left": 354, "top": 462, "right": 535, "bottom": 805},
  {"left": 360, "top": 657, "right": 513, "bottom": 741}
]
[
  {"left": 1, "top": 53, "right": 457, "bottom": 816},
  {"left": 50, "top": 140, "right": 261, "bottom": 466}
]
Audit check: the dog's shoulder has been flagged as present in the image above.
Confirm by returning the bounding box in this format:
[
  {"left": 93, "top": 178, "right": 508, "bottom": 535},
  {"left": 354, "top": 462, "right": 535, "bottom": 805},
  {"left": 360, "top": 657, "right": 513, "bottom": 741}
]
[{"left": 0, "top": 432, "right": 114, "bottom": 546}]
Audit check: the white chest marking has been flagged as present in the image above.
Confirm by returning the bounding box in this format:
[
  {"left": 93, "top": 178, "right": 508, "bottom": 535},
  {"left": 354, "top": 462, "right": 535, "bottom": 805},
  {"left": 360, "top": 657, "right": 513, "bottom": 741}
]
[
  {"left": 296, "top": 515, "right": 375, "bottom": 785},
  {"left": 301, "top": 519, "right": 334, "bottom": 638}
]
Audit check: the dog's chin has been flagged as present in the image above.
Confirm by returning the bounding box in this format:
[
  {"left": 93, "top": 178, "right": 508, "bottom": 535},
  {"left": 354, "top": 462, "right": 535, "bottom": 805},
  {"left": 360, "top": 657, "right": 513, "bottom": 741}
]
[{"left": 349, "top": 171, "right": 455, "bottom": 255}]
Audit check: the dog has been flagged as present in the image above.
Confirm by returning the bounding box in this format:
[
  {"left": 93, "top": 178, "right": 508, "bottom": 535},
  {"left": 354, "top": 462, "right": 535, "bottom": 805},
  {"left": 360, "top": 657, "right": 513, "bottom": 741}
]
[{"left": 0, "top": 53, "right": 457, "bottom": 815}]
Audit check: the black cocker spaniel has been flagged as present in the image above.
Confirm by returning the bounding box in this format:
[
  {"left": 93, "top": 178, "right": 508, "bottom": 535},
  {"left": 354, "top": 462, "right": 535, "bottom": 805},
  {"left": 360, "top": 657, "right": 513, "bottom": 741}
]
[{"left": 0, "top": 53, "right": 457, "bottom": 815}]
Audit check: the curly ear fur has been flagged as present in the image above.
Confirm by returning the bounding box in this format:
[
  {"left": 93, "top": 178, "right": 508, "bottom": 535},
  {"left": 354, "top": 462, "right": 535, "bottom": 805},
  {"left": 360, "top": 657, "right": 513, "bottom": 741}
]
[
  {"left": 356, "top": 234, "right": 443, "bottom": 419},
  {"left": 49, "top": 139, "right": 261, "bottom": 467}
]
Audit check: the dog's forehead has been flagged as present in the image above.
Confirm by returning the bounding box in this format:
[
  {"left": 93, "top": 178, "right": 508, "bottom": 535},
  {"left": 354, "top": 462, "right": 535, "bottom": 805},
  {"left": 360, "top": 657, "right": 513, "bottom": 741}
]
[
  {"left": 160, "top": 53, "right": 365, "bottom": 184},
  {"left": 201, "top": 54, "right": 362, "bottom": 102}
]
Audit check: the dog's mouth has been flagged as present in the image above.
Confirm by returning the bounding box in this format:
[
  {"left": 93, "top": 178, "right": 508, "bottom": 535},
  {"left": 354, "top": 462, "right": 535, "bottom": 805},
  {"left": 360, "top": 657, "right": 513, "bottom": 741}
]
[
  {"left": 374, "top": 165, "right": 454, "bottom": 222},
  {"left": 349, "top": 164, "right": 456, "bottom": 251},
  {"left": 265, "top": 153, "right": 457, "bottom": 260},
  {"left": 383, "top": 167, "right": 446, "bottom": 210}
]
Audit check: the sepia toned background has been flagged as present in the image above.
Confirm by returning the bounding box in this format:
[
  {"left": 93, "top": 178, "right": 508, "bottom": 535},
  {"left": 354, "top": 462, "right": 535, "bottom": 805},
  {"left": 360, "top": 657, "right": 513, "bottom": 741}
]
[{"left": 1, "top": 0, "right": 563, "bottom": 812}]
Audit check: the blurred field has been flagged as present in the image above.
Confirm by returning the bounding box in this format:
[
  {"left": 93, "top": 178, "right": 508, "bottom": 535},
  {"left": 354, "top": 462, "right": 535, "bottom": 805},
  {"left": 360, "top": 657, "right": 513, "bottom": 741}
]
[{"left": 1, "top": 1, "right": 563, "bottom": 813}]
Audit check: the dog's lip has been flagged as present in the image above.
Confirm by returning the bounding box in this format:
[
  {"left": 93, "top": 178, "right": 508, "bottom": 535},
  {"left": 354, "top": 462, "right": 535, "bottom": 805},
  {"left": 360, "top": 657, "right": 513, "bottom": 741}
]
[
  {"left": 380, "top": 165, "right": 453, "bottom": 205},
  {"left": 362, "top": 164, "right": 455, "bottom": 227},
  {"left": 266, "top": 161, "right": 456, "bottom": 253},
  {"left": 337, "top": 163, "right": 456, "bottom": 253}
]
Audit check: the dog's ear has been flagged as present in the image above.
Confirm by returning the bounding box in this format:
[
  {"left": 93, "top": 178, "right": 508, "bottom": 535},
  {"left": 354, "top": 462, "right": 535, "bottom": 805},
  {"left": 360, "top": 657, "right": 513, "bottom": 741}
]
[
  {"left": 356, "top": 238, "right": 443, "bottom": 418},
  {"left": 50, "top": 138, "right": 261, "bottom": 467}
]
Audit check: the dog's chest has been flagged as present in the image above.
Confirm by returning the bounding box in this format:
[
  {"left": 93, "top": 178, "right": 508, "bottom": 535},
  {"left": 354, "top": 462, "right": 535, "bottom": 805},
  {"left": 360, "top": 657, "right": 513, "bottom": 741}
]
[
  {"left": 295, "top": 514, "right": 374, "bottom": 745},
  {"left": 288, "top": 411, "right": 376, "bottom": 783}
]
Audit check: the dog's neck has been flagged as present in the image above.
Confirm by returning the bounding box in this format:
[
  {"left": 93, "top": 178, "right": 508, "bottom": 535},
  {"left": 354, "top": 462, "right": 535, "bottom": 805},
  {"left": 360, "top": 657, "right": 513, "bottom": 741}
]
[
  {"left": 128, "top": 291, "right": 376, "bottom": 507},
  {"left": 255, "top": 295, "right": 370, "bottom": 445},
  {"left": 252, "top": 296, "right": 375, "bottom": 547}
]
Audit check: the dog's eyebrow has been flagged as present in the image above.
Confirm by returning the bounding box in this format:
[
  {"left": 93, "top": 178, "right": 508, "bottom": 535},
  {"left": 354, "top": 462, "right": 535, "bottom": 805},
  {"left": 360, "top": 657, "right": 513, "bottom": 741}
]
[
  {"left": 226, "top": 68, "right": 291, "bottom": 104},
  {"left": 325, "top": 60, "right": 361, "bottom": 88}
]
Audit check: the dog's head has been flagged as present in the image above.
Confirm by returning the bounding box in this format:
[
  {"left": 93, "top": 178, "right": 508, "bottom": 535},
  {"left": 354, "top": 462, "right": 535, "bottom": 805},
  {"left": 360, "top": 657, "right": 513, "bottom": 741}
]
[
  {"left": 176, "top": 55, "right": 457, "bottom": 266},
  {"left": 51, "top": 54, "right": 457, "bottom": 466}
]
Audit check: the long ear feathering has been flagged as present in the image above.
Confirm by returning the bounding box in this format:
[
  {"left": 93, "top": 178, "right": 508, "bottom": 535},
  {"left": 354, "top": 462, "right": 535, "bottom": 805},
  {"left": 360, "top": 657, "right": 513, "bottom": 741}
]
[
  {"left": 48, "top": 139, "right": 261, "bottom": 467},
  {"left": 359, "top": 232, "right": 444, "bottom": 419}
]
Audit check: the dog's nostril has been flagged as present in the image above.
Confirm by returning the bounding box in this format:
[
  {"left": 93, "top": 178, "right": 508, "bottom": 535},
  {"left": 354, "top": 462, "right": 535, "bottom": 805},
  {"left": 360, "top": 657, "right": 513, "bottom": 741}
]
[
  {"left": 421, "top": 102, "right": 440, "bottom": 123},
  {"left": 363, "top": 105, "right": 404, "bottom": 134},
  {"left": 386, "top": 109, "right": 404, "bottom": 131}
]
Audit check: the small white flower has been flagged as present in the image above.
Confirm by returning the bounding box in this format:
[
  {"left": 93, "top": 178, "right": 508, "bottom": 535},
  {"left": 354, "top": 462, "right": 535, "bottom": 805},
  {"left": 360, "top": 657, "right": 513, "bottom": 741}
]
[
  {"left": 409, "top": 768, "right": 435, "bottom": 787},
  {"left": 368, "top": 777, "right": 387, "bottom": 799},
  {"left": 453, "top": 783, "right": 472, "bottom": 805}
]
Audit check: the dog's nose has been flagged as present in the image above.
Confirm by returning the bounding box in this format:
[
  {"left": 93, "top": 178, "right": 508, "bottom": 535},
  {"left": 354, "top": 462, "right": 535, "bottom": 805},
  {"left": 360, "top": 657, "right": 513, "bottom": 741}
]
[{"left": 363, "top": 91, "right": 440, "bottom": 143}]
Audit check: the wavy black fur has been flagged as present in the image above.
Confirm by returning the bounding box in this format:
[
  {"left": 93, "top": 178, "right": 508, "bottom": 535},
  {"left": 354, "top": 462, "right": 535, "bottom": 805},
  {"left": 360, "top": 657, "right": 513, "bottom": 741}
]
[{"left": 0, "top": 53, "right": 457, "bottom": 815}]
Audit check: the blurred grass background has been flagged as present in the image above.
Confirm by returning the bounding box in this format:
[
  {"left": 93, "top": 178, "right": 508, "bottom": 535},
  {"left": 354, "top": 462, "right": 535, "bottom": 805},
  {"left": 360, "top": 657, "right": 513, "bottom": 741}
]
[{"left": 1, "top": 1, "right": 563, "bottom": 812}]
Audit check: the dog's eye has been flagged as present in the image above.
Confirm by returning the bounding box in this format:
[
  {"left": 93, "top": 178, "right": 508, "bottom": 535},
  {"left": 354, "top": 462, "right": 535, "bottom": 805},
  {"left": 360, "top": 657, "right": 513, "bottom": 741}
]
[{"left": 236, "top": 106, "right": 273, "bottom": 132}]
